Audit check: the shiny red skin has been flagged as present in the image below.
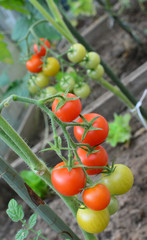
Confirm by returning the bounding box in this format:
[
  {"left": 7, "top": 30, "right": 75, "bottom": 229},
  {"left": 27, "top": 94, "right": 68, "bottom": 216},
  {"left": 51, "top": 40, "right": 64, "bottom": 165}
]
[
  {"left": 26, "top": 55, "right": 43, "bottom": 73},
  {"left": 33, "top": 38, "right": 51, "bottom": 57}
]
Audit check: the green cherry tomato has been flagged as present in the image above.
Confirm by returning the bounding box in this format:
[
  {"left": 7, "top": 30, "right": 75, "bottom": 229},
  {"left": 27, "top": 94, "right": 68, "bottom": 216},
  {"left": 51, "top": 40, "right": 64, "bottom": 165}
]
[
  {"left": 60, "top": 75, "right": 75, "bottom": 92},
  {"left": 73, "top": 83, "right": 91, "bottom": 98},
  {"left": 84, "top": 52, "right": 100, "bottom": 69},
  {"left": 101, "top": 164, "right": 134, "bottom": 195},
  {"left": 28, "top": 80, "right": 38, "bottom": 94},
  {"left": 35, "top": 72, "right": 50, "bottom": 88},
  {"left": 45, "top": 86, "right": 57, "bottom": 96},
  {"left": 77, "top": 206, "right": 110, "bottom": 234},
  {"left": 43, "top": 57, "right": 60, "bottom": 77},
  {"left": 67, "top": 43, "right": 86, "bottom": 63},
  {"left": 107, "top": 196, "right": 119, "bottom": 215},
  {"left": 88, "top": 64, "right": 104, "bottom": 80}
]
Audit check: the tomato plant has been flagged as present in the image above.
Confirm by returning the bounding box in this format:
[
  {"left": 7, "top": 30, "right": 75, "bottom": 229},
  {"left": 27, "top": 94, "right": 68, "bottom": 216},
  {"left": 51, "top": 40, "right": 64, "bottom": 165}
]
[
  {"left": 35, "top": 72, "right": 50, "bottom": 88},
  {"left": 26, "top": 55, "right": 43, "bottom": 73},
  {"left": 84, "top": 52, "right": 100, "bottom": 69},
  {"left": 51, "top": 162, "right": 86, "bottom": 196},
  {"left": 43, "top": 57, "right": 60, "bottom": 77},
  {"left": 28, "top": 80, "right": 38, "bottom": 94},
  {"left": 45, "top": 86, "right": 57, "bottom": 96},
  {"left": 74, "top": 113, "right": 109, "bottom": 146},
  {"left": 107, "top": 195, "right": 119, "bottom": 215},
  {"left": 76, "top": 145, "right": 108, "bottom": 175},
  {"left": 33, "top": 38, "right": 51, "bottom": 57},
  {"left": 67, "top": 43, "right": 86, "bottom": 63},
  {"left": 83, "top": 184, "right": 111, "bottom": 211},
  {"left": 73, "top": 83, "right": 91, "bottom": 99},
  {"left": 52, "top": 93, "right": 82, "bottom": 122},
  {"left": 77, "top": 206, "right": 110, "bottom": 233},
  {"left": 101, "top": 164, "right": 134, "bottom": 195},
  {"left": 60, "top": 75, "right": 75, "bottom": 91}
]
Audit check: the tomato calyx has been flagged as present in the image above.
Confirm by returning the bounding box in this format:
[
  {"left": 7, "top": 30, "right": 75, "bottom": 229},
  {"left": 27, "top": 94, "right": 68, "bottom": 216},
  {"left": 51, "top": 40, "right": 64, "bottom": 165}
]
[
  {"left": 54, "top": 92, "right": 79, "bottom": 112},
  {"left": 79, "top": 114, "right": 102, "bottom": 142}
]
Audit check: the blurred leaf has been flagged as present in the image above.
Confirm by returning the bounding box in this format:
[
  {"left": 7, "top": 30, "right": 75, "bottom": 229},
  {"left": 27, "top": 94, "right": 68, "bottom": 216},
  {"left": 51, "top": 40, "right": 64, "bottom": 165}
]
[
  {"left": 28, "top": 213, "right": 37, "bottom": 228},
  {"left": 15, "top": 229, "right": 29, "bottom": 240},
  {"left": 0, "top": 0, "right": 30, "bottom": 14},
  {"left": 0, "top": 41, "right": 13, "bottom": 64},
  {"left": 68, "top": 0, "right": 96, "bottom": 16},
  {"left": 0, "top": 33, "right": 4, "bottom": 40},
  {"left": 6, "top": 199, "right": 24, "bottom": 222},
  {"left": 106, "top": 113, "right": 132, "bottom": 147},
  {"left": 0, "top": 72, "right": 10, "bottom": 87}
]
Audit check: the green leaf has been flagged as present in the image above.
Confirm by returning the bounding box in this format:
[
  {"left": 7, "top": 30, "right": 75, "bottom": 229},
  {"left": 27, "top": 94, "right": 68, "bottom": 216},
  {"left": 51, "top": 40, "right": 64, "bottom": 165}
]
[
  {"left": 68, "top": 0, "right": 96, "bottom": 16},
  {"left": 15, "top": 229, "right": 29, "bottom": 240},
  {"left": 28, "top": 213, "right": 37, "bottom": 228},
  {"left": 0, "top": 33, "right": 4, "bottom": 40},
  {"left": 0, "top": 41, "right": 13, "bottom": 64},
  {"left": 0, "top": 0, "right": 29, "bottom": 15},
  {"left": 106, "top": 113, "right": 132, "bottom": 147},
  {"left": 33, "top": 237, "right": 38, "bottom": 240},
  {"left": 0, "top": 72, "right": 10, "bottom": 88},
  {"left": 35, "top": 22, "right": 61, "bottom": 41},
  {"left": 6, "top": 199, "right": 24, "bottom": 222}
]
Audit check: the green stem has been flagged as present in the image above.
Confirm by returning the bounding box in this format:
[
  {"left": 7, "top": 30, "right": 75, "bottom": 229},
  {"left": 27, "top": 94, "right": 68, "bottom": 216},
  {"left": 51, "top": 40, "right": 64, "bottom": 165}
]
[{"left": 29, "top": 0, "right": 75, "bottom": 43}]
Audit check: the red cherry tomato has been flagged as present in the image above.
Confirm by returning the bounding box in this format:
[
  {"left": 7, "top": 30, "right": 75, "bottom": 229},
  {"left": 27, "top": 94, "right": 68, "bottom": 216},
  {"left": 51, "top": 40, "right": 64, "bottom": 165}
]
[
  {"left": 74, "top": 113, "right": 109, "bottom": 147},
  {"left": 51, "top": 161, "right": 86, "bottom": 196},
  {"left": 26, "top": 55, "right": 43, "bottom": 73},
  {"left": 33, "top": 38, "right": 51, "bottom": 57},
  {"left": 52, "top": 93, "right": 82, "bottom": 122},
  {"left": 83, "top": 184, "right": 111, "bottom": 211},
  {"left": 76, "top": 145, "right": 108, "bottom": 175}
]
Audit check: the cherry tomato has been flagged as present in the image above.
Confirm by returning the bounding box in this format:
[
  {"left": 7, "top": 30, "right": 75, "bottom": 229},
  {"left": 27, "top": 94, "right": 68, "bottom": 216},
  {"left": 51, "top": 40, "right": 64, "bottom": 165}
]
[
  {"left": 43, "top": 57, "right": 60, "bottom": 77},
  {"left": 83, "top": 184, "right": 111, "bottom": 211},
  {"left": 76, "top": 145, "right": 108, "bottom": 175},
  {"left": 51, "top": 162, "right": 86, "bottom": 196},
  {"left": 107, "top": 195, "right": 119, "bottom": 215},
  {"left": 28, "top": 80, "right": 38, "bottom": 94},
  {"left": 45, "top": 86, "right": 57, "bottom": 96},
  {"left": 73, "top": 83, "right": 91, "bottom": 99},
  {"left": 35, "top": 72, "right": 50, "bottom": 88},
  {"left": 74, "top": 113, "right": 109, "bottom": 147},
  {"left": 60, "top": 75, "right": 75, "bottom": 92},
  {"left": 52, "top": 93, "right": 82, "bottom": 122},
  {"left": 67, "top": 43, "right": 86, "bottom": 63},
  {"left": 33, "top": 38, "right": 51, "bottom": 57},
  {"left": 101, "top": 164, "right": 134, "bottom": 195},
  {"left": 77, "top": 206, "right": 110, "bottom": 233},
  {"left": 26, "top": 55, "right": 43, "bottom": 73},
  {"left": 84, "top": 52, "right": 100, "bottom": 69},
  {"left": 87, "top": 64, "right": 104, "bottom": 80}
]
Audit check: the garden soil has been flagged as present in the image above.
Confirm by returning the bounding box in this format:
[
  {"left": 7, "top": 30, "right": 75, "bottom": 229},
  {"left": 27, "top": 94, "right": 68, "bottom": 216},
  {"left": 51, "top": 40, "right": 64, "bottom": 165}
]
[{"left": 0, "top": 3, "right": 147, "bottom": 240}]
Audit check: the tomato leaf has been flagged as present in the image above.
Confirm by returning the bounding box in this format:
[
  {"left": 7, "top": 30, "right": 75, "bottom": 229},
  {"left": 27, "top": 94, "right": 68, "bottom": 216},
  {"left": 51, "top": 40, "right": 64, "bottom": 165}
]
[
  {"left": 6, "top": 199, "right": 24, "bottom": 222},
  {"left": 0, "top": 0, "right": 30, "bottom": 15},
  {"left": 0, "top": 41, "right": 13, "bottom": 64},
  {"left": 0, "top": 72, "right": 10, "bottom": 88},
  {"left": 15, "top": 229, "right": 29, "bottom": 240},
  {"left": 106, "top": 113, "right": 132, "bottom": 147},
  {"left": 28, "top": 213, "right": 37, "bottom": 228}
]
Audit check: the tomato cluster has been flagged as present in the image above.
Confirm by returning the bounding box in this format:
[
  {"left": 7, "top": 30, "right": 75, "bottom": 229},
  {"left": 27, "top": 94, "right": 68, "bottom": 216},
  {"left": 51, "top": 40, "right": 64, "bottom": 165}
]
[{"left": 50, "top": 94, "right": 134, "bottom": 234}]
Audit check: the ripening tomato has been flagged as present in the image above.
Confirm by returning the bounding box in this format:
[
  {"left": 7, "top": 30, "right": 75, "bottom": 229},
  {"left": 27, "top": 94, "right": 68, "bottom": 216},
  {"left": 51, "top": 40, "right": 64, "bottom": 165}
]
[
  {"left": 77, "top": 206, "right": 110, "bottom": 234},
  {"left": 52, "top": 93, "right": 82, "bottom": 122},
  {"left": 83, "top": 184, "right": 111, "bottom": 211},
  {"left": 33, "top": 38, "right": 51, "bottom": 57},
  {"left": 88, "top": 64, "right": 104, "bottom": 80},
  {"left": 43, "top": 57, "right": 60, "bottom": 77},
  {"left": 76, "top": 145, "right": 108, "bottom": 175},
  {"left": 45, "top": 86, "right": 57, "bottom": 96},
  {"left": 51, "top": 162, "right": 86, "bottom": 196},
  {"left": 73, "top": 83, "right": 91, "bottom": 99},
  {"left": 26, "top": 55, "right": 43, "bottom": 73},
  {"left": 35, "top": 72, "right": 50, "bottom": 88},
  {"left": 60, "top": 75, "right": 75, "bottom": 92},
  {"left": 84, "top": 52, "right": 100, "bottom": 69},
  {"left": 74, "top": 113, "right": 109, "bottom": 147},
  {"left": 107, "top": 195, "right": 119, "bottom": 215},
  {"left": 67, "top": 43, "right": 86, "bottom": 63},
  {"left": 101, "top": 164, "right": 134, "bottom": 195}
]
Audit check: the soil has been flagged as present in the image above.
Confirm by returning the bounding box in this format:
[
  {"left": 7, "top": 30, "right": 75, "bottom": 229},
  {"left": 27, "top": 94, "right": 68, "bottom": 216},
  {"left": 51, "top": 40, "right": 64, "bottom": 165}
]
[{"left": 0, "top": 3, "right": 147, "bottom": 240}]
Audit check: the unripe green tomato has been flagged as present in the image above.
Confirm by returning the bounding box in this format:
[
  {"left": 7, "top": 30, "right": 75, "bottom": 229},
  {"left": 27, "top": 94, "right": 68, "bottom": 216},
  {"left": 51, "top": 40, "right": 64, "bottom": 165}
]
[
  {"left": 28, "top": 80, "right": 38, "bottom": 94},
  {"left": 87, "top": 64, "right": 104, "bottom": 80},
  {"left": 73, "top": 83, "right": 91, "bottom": 98},
  {"left": 84, "top": 52, "right": 100, "bottom": 69},
  {"left": 77, "top": 206, "right": 110, "bottom": 234},
  {"left": 60, "top": 76, "right": 75, "bottom": 91},
  {"left": 45, "top": 86, "right": 57, "bottom": 96},
  {"left": 67, "top": 43, "right": 86, "bottom": 63},
  {"left": 107, "top": 196, "right": 119, "bottom": 215},
  {"left": 35, "top": 72, "right": 50, "bottom": 88}
]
